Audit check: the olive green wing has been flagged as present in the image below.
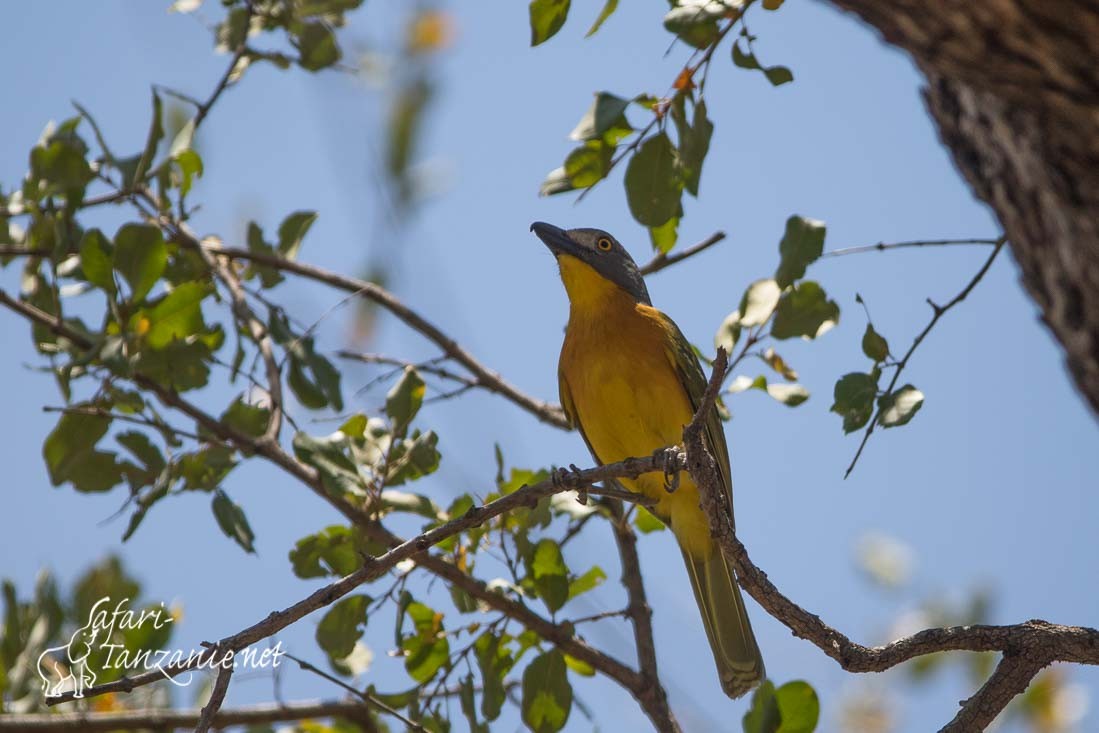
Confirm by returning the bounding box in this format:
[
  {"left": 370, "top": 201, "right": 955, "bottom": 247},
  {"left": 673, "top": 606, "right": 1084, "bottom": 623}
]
[{"left": 658, "top": 314, "right": 735, "bottom": 519}]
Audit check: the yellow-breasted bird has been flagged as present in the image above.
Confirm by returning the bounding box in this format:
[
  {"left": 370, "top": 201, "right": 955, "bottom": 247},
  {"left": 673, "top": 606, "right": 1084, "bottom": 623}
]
[{"left": 531, "top": 221, "right": 765, "bottom": 698}]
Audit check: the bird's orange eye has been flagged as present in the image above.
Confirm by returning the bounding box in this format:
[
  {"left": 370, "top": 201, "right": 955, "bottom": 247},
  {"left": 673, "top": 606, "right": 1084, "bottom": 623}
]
[{"left": 597, "top": 237, "right": 613, "bottom": 251}]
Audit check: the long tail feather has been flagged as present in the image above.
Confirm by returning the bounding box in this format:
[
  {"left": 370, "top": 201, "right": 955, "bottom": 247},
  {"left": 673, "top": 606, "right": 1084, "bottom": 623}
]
[{"left": 682, "top": 544, "right": 765, "bottom": 698}]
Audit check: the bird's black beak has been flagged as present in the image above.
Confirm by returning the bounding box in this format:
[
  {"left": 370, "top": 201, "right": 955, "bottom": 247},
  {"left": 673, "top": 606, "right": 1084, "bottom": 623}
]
[{"left": 531, "top": 221, "right": 583, "bottom": 259}]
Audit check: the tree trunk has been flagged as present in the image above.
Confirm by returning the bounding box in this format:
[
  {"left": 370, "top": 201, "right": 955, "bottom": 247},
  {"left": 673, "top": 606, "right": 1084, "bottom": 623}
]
[{"left": 825, "top": 0, "right": 1099, "bottom": 415}]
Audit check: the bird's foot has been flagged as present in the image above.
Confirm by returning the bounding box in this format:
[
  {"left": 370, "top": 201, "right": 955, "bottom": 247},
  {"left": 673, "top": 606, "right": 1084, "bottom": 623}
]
[
  {"left": 656, "top": 447, "right": 681, "bottom": 493},
  {"left": 551, "top": 464, "right": 587, "bottom": 503}
]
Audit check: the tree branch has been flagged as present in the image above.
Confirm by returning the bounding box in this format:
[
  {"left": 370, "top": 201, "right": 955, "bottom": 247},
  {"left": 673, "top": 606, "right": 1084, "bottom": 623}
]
[
  {"left": 0, "top": 700, "right": 379, "bottom": 732},
  {"left": 639, "top": 231, "right": 726, "bottom": 276},
  {"left": 9, "top": 276, "right": 1091, "bottom": 731},
  {"left": 606, "top": 501, "right": 680, "bottom": 733},
  {"left": 194, "top": 664, "right": 232, "bottom": 733},
  {"left": 845, "top": 237, "right": 1006, "bottom": 477},
  {"left": 687, "top": 348, "right": 1096, "bottom": 730},
  {"left": 941, "top": 653, "right": 1049, "bottom": 733},
  {"left": 187, "top": 238, "right": 569, "bottom": 429}
]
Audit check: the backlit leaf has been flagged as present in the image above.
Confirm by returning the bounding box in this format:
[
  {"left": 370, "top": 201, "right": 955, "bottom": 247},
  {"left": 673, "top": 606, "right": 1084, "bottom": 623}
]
[{"left": 522, "top": 650, "right": 573, "bottom": 733}]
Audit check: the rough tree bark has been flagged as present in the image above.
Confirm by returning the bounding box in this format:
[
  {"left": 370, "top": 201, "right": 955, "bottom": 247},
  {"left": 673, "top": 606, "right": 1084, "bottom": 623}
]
[{"left": 825, "top": 0, "right": 1099, "bottom": 415}]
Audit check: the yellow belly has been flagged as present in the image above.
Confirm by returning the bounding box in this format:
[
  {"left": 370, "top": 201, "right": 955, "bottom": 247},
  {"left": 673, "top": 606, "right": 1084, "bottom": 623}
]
[{"left": 561, "top": 306, "right": 715, "bottom": 560}]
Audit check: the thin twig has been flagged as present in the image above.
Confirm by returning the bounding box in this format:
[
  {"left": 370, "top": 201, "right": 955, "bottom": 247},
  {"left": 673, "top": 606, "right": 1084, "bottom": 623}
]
[
  {"left": 844, "top": 237, "right": 1006, "bottom": 477},
  {"left": 823, "top": 237, "right": 1001, "bottom": 258},
  {"left": 41, "top": 405, "right": 203, "bottom": 442},
  {"left": 283, "top": 652, "right": 428, "bottom": 733},
  {"left": 0, "top": 700, "right": 377, "bottom": 732},
  {"left": 639, "top": 231, "right": 726, "bottom": 276}
]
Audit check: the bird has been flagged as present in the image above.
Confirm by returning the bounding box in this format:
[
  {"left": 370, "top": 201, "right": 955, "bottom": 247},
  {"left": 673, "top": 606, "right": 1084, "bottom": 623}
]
[{"left": 531, "top": 221, "right": 765, "bottom": 699}]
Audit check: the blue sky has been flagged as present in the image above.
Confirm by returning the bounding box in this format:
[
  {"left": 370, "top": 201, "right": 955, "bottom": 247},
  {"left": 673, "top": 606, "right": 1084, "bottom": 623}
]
[{"left": 2, "top": 2, "right": 1097, "bottom": 731}]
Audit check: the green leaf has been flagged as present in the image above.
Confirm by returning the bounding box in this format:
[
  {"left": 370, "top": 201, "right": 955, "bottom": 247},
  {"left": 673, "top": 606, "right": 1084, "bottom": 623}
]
[
  {"left": 113, "top": 223, "right": 167, "bottom": 302},
  {"left": 475, "top": 632, "right": 514, "bottom": 721},
  {"left": 285, "top": 334, "right": 344, "bottom": 411},
  {"left": 29, "top": 119, "right": 94, "bottom": 201},
  {"left": 877, "top": 385, "right": 924, "bottom": 428},
  {"left": 380, "top": 489, "right": 443, "bottom": 520},
  {"left": 539, "top": 166, "right": 573, "bottom": 196},
  {"left": 528, "top": 538, "right": 569, "bottom": 613},
  {"left": 529, "top": 0, "right": 571, "bottom": 46},
  {"left": 774, "top": 216, "right": 826, "bottom": 288},
  {"left": 296, "top": 22, "right": 341, "bottom": 71},
  {"left": 739, "top": 279, "right": 782, "bottom": 327},
  {"left": 244, "top": 222, "right": 283, "bottom": 287},
  {"left": 42, "top": 409, "right": 123, "bottom": 492},
  {"left": 277, "top": 211, "right": 317, "bottom": 259},
  {"left": 522, "top": 650, "right": 573, "bottom": 733},
  {"left": 569, "top": 92, "right": 631, "bottom": 143},
  {"left": 728, "top": 375, "right": 808, "bottom": 407},
  {"left": 633, "top": 506, "right": 666, "bottom": 533},
  {"left": 292, "top": 431, "right": 366, "bottom": 500},
  {"left": 649, "top": 215, "right": 679, "bottom": 254},
  {"left": 175, "top": 444, "right": 236, "bottom": 491},
  {"left": 585, "top": 0, "right": 618, "bottom": 36},
  {"left": 216, "top": 6, "right": 249, "bottom": 51},
  {"left": 715, "top": 309, "right": 742, "bottom": 353},
  {"left": 385, "top": 366, "right": 426, "bottom": 437},
  {"left": 732, "top": 41, "right": 794, "bottom": 87},
  {"left": 675, "top": 99, "right": 713, "bottom": 197},
  {"left": 220, "top": 397, "right": 270, "bottom": 438},
  {"left": 402, "top": 601, "right": 449, "bottom": 683},
  {"left": 831, "top": 372, "right": 878, "bottom": 433},
  {"left": 663, "top": 4, "right": 722, "bottom": 49},
  {"left": 772, "top": 681, "right": 820, "bottom": 732},
  {"left": 743, "top": 680, "right": 781, "bottom": 733},
  {"left": 174, "top": 148, "right": 203, "bottom": 197},
  {"left": 117, "top": 430, "right": 167, "bottom": 476},
  {"left": 211, "top": 489, "right": 255, "bottom": 553},
  {"left": 762, "top": 347, "right": 798, "bottom": 381},
  {"left": 771, "top": 281, "right": 839, "bottom": 340},
  {"left": 563, "top": 141, "right": 613, "bottom": 189},
  {"left": 317, "top": 594, "right": 370, "bottom": 666},
  {"left": 133, "top": 339, "right": 212, "bottom": 391},
  {"left": 765, "top": 382, "right": 809, "bottom": 406},
  {"left": 563, "top": 654, "right": 594, "bottom": 676},
  {"left": 289, "top": 525, "right": 367, "bottom": 579},
  {"left": 567, "top": 565, "right": 606, "bottom": 600},
  {"left": 79, "top": 229, "right": 115, "bottom": 293},
  {"left": 385, "top": 430, "right": 441, "bottom": 486},
  {"left": 625, "top": 132, "right": 682, "bottom": 227},
  {"left": 144, "top": 281, "right": 211, "bottom": 349},
  {"left": 861, "top": 323, "right": 890, "bottom": 362}
]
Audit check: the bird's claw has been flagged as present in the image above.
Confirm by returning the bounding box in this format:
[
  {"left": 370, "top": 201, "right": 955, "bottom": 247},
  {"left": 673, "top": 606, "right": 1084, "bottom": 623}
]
[
  {"left": 658, "top": 447, "right": 681, "bottom": 493},
  {"left": 551, "top": 464, "right": 586, "bottom": 501}
]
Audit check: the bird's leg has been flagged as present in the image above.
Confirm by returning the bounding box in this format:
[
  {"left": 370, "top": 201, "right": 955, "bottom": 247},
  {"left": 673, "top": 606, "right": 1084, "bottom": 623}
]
[{"left": 657, "top": 447, "right": 681, "bottom": 493}]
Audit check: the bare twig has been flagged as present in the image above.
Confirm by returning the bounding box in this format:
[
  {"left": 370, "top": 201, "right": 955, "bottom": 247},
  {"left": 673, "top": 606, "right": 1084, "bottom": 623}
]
[
  {"left": 41, "top": 404, "right": 203, "bottom": 443},
  {"left": 823, "top": 237, "right": 1001, "bottom": 258},
  {"left": 194, "top": 664, "right": 233, "bottom": 733},
  {"left": 284, "top": 652, "right": 428, "bottom": 733},
  {"left": 639, "top": 231, "right": 726, "bottom": 276},
  {"left": 844, "top": 237, "right": 1006, "bottom": 477},
  {"left": 0, "top": 700, "right": 377, "bottom": 732}
]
